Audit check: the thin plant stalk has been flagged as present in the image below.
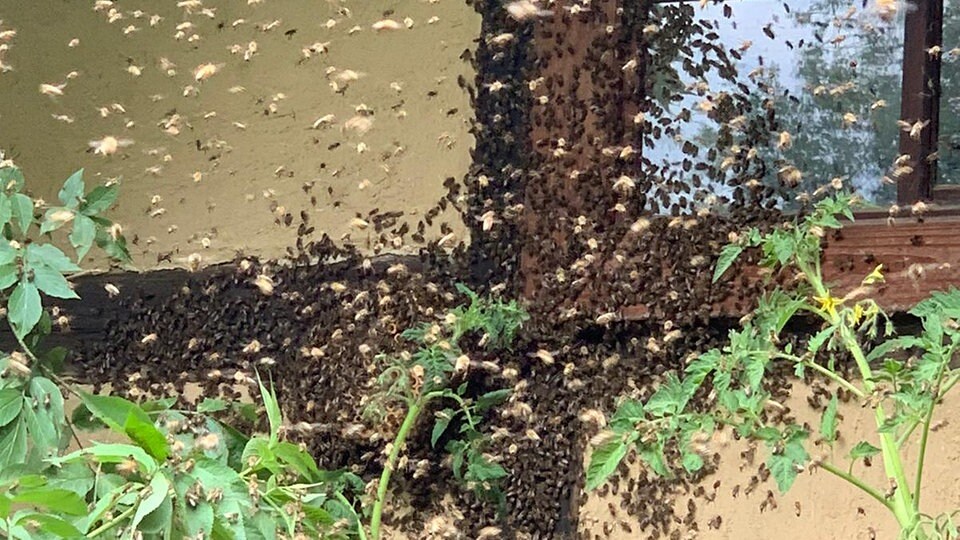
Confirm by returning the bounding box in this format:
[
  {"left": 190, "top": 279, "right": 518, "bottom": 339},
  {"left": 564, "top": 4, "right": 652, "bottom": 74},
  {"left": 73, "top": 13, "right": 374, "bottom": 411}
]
[{"left": 801, "top": 261, "right": 917, "bottom": 529}]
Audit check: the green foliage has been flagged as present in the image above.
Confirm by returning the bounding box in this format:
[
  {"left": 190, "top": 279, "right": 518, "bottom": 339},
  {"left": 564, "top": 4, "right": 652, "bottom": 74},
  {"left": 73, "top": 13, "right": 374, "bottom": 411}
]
[
  {"left": 0, "top": 163, "right": 367, "bottom": 539},
  {"left": 2, "top": 385, "right": 365, "bottom": 540},
  {"left": 589, "top": 192, "right": 960, "bottom": 539},
  {"left": 366, "top": 285, "right": 527, "bottom": 540}
]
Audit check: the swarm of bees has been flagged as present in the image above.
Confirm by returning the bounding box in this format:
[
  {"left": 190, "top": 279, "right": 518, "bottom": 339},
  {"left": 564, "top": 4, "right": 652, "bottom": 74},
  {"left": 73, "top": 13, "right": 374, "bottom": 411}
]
[{"left": 57, "top": 0, "right": 940, "bottom": 537}]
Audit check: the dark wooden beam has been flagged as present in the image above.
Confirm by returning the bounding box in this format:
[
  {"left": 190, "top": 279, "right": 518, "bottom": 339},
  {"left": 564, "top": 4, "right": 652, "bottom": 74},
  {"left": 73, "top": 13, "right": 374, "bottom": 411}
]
[
  {"left": 897, "top": 0, "right": 943, "bottom": 205},
  {"left": 622, "top": 214, "right": 960, "bottom": 320}
]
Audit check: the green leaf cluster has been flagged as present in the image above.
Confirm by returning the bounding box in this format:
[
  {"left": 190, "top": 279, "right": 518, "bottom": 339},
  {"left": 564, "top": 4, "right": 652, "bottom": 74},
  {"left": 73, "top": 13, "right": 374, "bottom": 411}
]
[{"left": 591, "top": 191, "right": 960, "bottom": 538}]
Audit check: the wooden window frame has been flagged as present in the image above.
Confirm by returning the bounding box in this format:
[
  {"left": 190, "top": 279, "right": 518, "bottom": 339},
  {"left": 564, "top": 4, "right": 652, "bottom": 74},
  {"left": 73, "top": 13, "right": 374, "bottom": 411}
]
[{"left": 899, "top": 0, "right": 946, "bottom": 206}]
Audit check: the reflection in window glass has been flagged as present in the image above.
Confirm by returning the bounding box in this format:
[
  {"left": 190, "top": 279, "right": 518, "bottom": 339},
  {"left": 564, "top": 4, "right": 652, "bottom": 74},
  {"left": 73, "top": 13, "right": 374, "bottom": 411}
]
[
  {"left": 645, "top": 0, "right": 905, "bottom": 209},
  {"left": 939, "top": 0, "right": 960, "bottom": 185}
]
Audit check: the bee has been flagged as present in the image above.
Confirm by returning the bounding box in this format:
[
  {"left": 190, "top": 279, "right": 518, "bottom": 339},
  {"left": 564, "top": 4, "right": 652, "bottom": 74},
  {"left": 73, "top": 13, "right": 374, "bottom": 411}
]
[
  {"left": 89, "top": 136, "right": 134, "bottom": 156},
  {"left": 371, "top": 19, "right": 403, "bottom": 31}
]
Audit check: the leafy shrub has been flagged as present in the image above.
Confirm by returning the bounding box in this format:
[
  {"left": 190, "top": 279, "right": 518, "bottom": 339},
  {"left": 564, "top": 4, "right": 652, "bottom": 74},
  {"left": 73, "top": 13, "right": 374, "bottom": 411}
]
[{"left": 588, "top": 192, "right": 960, "bottom": 539}]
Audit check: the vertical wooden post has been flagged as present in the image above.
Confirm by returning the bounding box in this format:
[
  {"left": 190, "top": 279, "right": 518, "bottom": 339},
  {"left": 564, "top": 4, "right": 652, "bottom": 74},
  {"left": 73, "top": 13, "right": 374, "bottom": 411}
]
[{"left": 897, "top": 0, "right": 943, "bottom": 205}]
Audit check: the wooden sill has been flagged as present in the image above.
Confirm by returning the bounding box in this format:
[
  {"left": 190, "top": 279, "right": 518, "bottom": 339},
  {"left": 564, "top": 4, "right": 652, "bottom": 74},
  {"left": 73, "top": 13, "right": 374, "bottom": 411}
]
[{"left": 621, "top": 212, "right": 960, "bottom": 320}]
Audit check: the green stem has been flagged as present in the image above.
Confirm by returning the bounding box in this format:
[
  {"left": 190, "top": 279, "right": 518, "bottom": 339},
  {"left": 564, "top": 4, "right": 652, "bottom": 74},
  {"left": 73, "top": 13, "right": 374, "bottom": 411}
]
[
  {"left": 85, "top": 497, "right": 138, "bottom": 537},
  {"left": 819, "top": 461, "right": 893, "bottom": 512},
  {"left": 805, "top": 268, "right": 916, "bottom": 529},
  {"left": 369, "top": 392, "right": 439, "bottom": 540},
  {"left": 912, "top": 347, "right": 952, "bottom": 512},
  {"left": 841, "top": 325, "right": 916, "bottom": 529}
]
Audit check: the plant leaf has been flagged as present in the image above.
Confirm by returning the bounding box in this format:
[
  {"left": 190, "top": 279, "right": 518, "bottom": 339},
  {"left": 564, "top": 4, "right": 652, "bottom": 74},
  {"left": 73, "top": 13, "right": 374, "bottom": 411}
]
[
  {"left": 767, "top": 433, "right": 808, "bottom": 493},
  {"left": 0, "top": 389, "right": 23, "bottom": 428},
  {"left": 0, "top": 165, "right": 25, "bottom": 191},
  {"left": 58, "top": 169, "right": 85, "bottom": 209},
  {"left": 256, "top": 375, "right": 282, "bottom": 443},
  {"left": 45, "top": 461, "right": 95, "bottom": 498},
  {"left": 80, "top": 185, "right": 119, "bottom": 216},
  {"left": 11, "top": 487, "right": 87, "bottom": 515},
  {"left": 26, "top": 244, "right": 80, "bottom": 273},
  {"left": 8, "top": 281, "right": 42, "bottom": 338},
  {"left": 68, "top": 215, "right": 96, "bottom": 262},
  {"left": 431, "top": 408, "right": 456, "bottom": 448},
  {"left": 475, "top": 389, "right": 511, "bottom": 412},
  {"left": 848, "top": 441, "right": 881, "bottom": 460},
  {"left": 31, "top": 265, "right": 78, "bottom": 300},
  {"left": 273, "top": 441, "right": 321, "bottom": 481},
  {"left": 197, "top": 398, "right": 228, "bottom": 413},
  {"left": 54, "top": 443, "right": 157, "bottom": 474},
  {"left": 0, "top": 264, "right": 18, "bottom": 291},
  {"left": 131, "top": 472, "right": 170, "bottom": 532},
  {"left": 586, "top": 433, "right": 636, "bottom": 490},
  {"left": 713, "top": 244, "right": 743, "bottom": 283},
  {"left": 14, "top": 513, "right": 83, "bottom": 538},
  {"left": 820, "top": 394, "right": 839, "bottom": 443},
  {"left": 10, "top": 194, "right": 33, "bottom": 234},
  {"left": 124, "top": 411, "right": 169, "bottom": 462}
]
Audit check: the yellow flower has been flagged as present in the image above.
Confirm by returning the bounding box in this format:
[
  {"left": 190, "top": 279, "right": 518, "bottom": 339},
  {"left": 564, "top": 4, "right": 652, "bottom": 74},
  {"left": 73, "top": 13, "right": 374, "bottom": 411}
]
[
  {"left": 849, "top": 303, "right": 865, "bottom": 325},
  {"left": 862, "top": 264, "right": 885, "bottom": 285},
  {"left": 813, "top": 294, "right": 840, "bottom": 317}
]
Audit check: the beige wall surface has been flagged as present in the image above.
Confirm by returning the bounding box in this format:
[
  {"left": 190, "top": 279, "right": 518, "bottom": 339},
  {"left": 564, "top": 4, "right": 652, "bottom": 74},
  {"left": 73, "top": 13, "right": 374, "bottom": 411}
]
[{"left": 0, "top": 0, "right": 476, "bottom": 270}]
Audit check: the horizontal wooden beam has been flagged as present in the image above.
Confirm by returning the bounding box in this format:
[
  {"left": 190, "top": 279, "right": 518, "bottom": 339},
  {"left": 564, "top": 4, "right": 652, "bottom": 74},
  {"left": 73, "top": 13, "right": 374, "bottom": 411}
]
[{"left": 622, "top": 214, "right": 960, "bottom": 320}]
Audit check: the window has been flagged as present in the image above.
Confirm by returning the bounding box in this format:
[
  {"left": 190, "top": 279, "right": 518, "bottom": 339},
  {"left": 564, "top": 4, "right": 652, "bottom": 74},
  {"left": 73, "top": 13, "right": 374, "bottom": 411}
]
[{"left": 645, "top": 0, "right": 951, "bottom": 208}]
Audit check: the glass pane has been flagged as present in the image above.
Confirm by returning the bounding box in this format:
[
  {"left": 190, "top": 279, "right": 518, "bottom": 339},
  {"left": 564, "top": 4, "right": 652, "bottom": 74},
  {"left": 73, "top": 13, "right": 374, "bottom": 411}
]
[
  {"left": 644, "top": 0, "right": 906, "bottom": 212},
  {"left": 938, "top": 0, "right": 960, "bottom": 185}
]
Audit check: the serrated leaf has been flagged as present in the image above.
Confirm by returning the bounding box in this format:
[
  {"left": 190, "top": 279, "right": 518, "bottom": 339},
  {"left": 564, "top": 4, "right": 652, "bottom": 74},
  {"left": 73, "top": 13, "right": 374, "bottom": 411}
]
[
  {"left": 140, "top": 396, "right": 177, "bottom": 413},
  {"left": 77, "top": 392, "right": 168, "bottom": 461},
  {"left": 820, "top": 394, "right": 839, "bottom": 443},
  {"left": 31, "top": 265, "right": 78, "bottom": 299},
  {"left": 639, "top": 440, "right": 671, "bottom": 477},
  {"left": 58, "top": 169, "right": 85, "bottom": 208},
  {"left": 10, "top": 194, "right": 33, "bottom": 234},
  {"left": 0, "top": 389, "right": 23, "bottom": 428},
  {"left": 476, "top": 388, "right": 511, "bottom": 412},
  {"left": 808, "top": 325, "right": 836, "bottom": 355},
  {"left": 744, "top": 353, "right": 767, "bottom": 390},
  {"left": 8, "top": 281, "right": 42, "bottom": 338},
  {"left": 609, "top": 399, "right": 644, "bottom": 432},
  {"left": 197, "top": 398, "right": 228, "bottom": 413},
  {"left": 431, "top": 408, "right": 456, "bottom": 448},
  {"left": 21, "top": 401, "right": 60, "bottom": 459},
  {"left": 174, "top": 474, "right": 215, "bottom": 538},
  {"left": 645, "top": 374, "right": 687, "bottom": 417},
  {"left": 713, "top": 243, "right": 743, "bottom": 283},
  {"left": 848, "top": 441, "right": 881, "bottom": 460},
  {"left": 586, "top": 434, "right": 635, "bottom": 490},
  {"left": 910, "top": 287, "right": 960, "bottom": 319},
  {"left": 68, "top": 215, "right": 96, "bottom": 262},
  {"left": 681, "top": 449, "right": 704, "bottom": 473},
  {"left": 767, "top": 435, "right": 808, "bottom": 493},
  {"left": 274, "top": 441, "right": 321, "bottom": 481},
  {"left": 132, "top": 472, "right": 170, "bottom": 532},
  {"left": 138, "top": 495, "right": 173, "bottom": 534}
]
